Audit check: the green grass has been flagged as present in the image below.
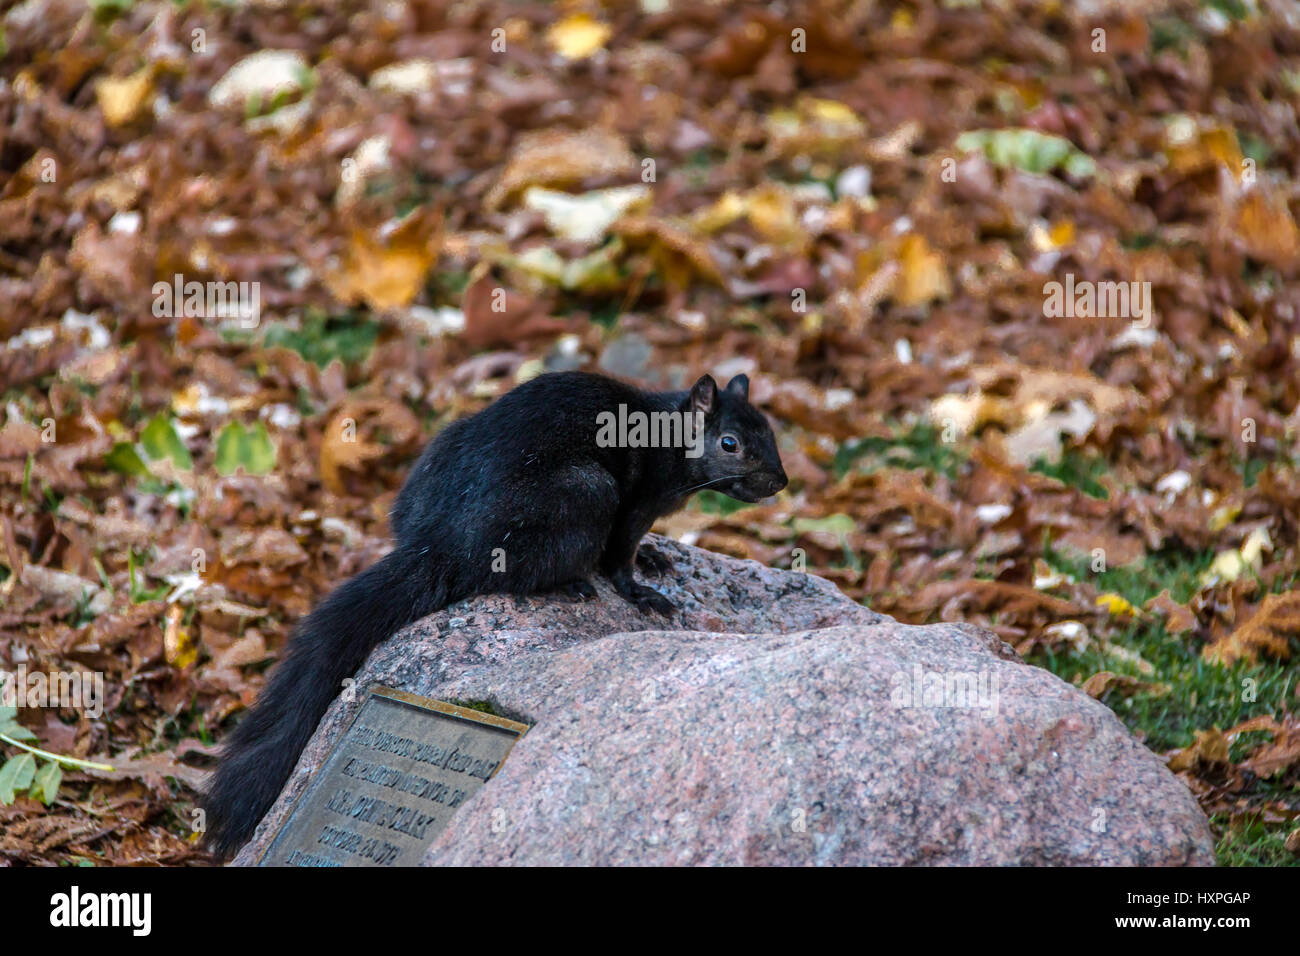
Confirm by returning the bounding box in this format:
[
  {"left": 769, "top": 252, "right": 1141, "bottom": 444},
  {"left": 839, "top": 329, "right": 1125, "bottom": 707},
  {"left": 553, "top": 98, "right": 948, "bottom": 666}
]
[
  {"left": 693, "top": 489, "right": 755, "bottom": 516},
  {"left": 1032, "top": 618, "right": 1292, "bottom": 752},
  {"left": 1235, "top": 453, "right": 1272, "bottom": 489},
  {"left": 263, "top": 311, "right": 379, "bottom": 368},
  {"left": 1150, "top": 15, "right": 1200, "bottom": 55},
  {"left": 1214, "top": 814, "right": 1298, "bottom": 867},
  {"left": 589, "top": 301, "right": 622, "bottom": 330},
  {"left": 1205, "top": 0, "right": 1253, "bottom": 23},
  {"left": 428, "top": 268, "right": 471, "bottom": 304},
  {"left": 1031, "top": 450, "right": 1110, "bottom": 499},
  {"left": 1034, "top": 543, "right": 1299, "bottom": 865},
  {"left": 1239, "top": 131, "right": 1274, "bottom": 167},
  {"left": 445, "top": 698, "right": 509, "bottom": 719},
  {"left": 1043, "top": 542, "right": 1214, "bottom": 605},
  {"left": 1121, "top": 232, "right": 1159, "bottom": 251},
  {"left": 833, "top": 423, "right": 968, "bottom": 480}
]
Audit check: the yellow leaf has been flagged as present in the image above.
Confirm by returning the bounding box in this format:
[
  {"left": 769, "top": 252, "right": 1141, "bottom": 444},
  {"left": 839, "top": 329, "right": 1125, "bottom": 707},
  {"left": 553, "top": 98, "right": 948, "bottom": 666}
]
[
  {"left": 522, "top": 185, "right": 650, "bottom": 244},
  {"left": 1031, "top": 219, "right": 1076, "bottom": 251},
  {"left": 1164, "top": 120, "right": 1244, "bottom": 178},
  {"left": 928, "top": 392, "right": 1008, "bottom": 434},
  {"left": 325, "top": 210, "right": 440, "bottom": 311},
  {"left": 765, "top": 97, "right": 864, "bottom": 159},
  {"left": 546, "top": 14, "right": 612, "bottom": 59},
  {"left": 691, "top": 191, "right": 749, "bottom": 234},
  {"left": 1240, "top": 527, "right": 1273, "bottom": 568},
  {"left": 1232, "top": 188, "right": 1300, "bottom": 267},
  {"left": 895, "top": 233, "right": 951, "bottom": 307},
  {"left": 1202, "top": 528, "right": 1271, "bottom": 586},
  {"left": 1204, "top": 549, "right": 1245, "bottom": 584},
  {"left": 509, "top": 241, "right": 625, "bottom": 292},
  {"left": 164, "top": 605, "right": 197, "bottom": 670},
  {"left": 689, "top": 185, "right": 807, "bottom": 250},
  {"left": 805, "top": 98, "right": 860, "bottom": 126},
  {"left": 616, "top": 216, "right": 726, "bottom": 288},
  {"left": 889, "top": 7, "right": 915, "bottom": 33},
  {"left": 1210, "top": 502, "right": 1241, "bottom": 532},
  {"left": 96, "top": 67, "right": 154, "bottom": 127},
  {"left": 1096, "top": 592, "right": 1140, "bottom": 618},
  {"left": 340, "top": 234, "right": 429, "bottom": 309},
  {"left": 743, "top": 183, "right": 804, "bottom": 248}
]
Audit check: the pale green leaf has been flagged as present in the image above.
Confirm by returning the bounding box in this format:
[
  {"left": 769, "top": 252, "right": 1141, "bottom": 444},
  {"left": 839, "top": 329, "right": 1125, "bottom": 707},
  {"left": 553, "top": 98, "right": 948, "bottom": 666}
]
[
  {"left": 0, "top": 753, "right": 36, "bottom": 803},
  {"left": 32, "top": 760, "right": 61, "bottom": 805}
]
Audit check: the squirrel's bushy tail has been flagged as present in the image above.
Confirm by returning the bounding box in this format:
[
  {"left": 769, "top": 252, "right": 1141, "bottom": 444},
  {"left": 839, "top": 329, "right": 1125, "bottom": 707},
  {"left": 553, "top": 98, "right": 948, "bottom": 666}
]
[{"left": 202, "top": 547, "right": 444, "bottom": 860}]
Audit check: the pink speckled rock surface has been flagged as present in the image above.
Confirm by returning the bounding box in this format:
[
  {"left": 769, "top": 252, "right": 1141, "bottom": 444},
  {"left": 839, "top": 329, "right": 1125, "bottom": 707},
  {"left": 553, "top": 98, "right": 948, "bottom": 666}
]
[{"left": 232, "top": 537, "right": 1213, "bottom": 866}]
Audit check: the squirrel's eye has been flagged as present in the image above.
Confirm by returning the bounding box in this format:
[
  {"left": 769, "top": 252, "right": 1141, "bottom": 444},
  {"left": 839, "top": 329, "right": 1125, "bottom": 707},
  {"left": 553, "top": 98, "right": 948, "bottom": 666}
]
[{"left": 720, "top": 435, "right": 739, "bottom": 453}]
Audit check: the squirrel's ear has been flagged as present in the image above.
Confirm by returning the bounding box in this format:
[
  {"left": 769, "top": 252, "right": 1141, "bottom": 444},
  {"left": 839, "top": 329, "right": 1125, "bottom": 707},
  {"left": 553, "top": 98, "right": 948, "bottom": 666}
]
[
  {"left": 689, "top": 375, "right": 718, "bottom": 415},
  {"left": 724, "top": 374, "right": 749, "bottom": 400}
]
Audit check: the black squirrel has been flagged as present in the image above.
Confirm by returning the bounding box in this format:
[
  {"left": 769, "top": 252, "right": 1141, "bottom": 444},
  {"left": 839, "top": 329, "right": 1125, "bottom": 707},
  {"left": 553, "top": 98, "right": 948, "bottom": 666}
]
[{"left": 202, "top": 370, "right": 786, "bottom": 858}]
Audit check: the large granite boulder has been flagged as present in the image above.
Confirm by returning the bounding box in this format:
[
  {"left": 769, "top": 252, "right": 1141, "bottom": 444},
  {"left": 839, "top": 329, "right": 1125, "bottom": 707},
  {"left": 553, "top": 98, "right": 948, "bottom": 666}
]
[{"left": 232, "top": 536, "right": 1214, "bottom": 866}]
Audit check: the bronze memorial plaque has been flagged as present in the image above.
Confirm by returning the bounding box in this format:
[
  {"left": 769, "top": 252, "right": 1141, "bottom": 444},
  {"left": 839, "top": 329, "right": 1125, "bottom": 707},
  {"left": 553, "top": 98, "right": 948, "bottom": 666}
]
[{"left": 258, "top": 687, "right": 528, "bottom": 866}]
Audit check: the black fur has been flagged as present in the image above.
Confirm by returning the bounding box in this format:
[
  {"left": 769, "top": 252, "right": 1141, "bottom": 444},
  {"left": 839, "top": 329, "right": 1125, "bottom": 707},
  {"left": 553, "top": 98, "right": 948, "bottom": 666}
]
[{"left": 202, "top": 370, "right": 786, "bottom": 859}]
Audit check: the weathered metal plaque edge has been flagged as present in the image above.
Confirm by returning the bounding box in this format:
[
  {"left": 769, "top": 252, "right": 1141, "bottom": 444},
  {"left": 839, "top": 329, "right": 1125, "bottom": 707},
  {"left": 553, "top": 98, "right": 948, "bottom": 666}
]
[
  {"left": 253, "top": 685, "right": 529, "bottom": 866},
  {"left": 370, "top": 686, "right": 531, "bottom": 743}
]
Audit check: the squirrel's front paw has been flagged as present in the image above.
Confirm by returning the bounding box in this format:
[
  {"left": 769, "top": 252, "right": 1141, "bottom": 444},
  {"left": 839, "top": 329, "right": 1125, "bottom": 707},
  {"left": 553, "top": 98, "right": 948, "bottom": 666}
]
[
  {"left": 628, "top": 583, "right": 675, "bottom": 615},
  {"left": 635, "top": 543, "right": 674, "bottom": 577},
  {"left": 611, "top": 573, "right": 675, "bottom": 615},
  {"left": 609, "top": 565, "right": 675, "bottom": 614}
]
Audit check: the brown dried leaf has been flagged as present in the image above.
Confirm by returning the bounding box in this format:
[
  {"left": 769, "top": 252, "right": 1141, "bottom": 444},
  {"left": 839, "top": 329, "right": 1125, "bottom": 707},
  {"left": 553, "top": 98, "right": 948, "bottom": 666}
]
[
  {"left": 486, "top": 128, "right": 636, "bottom": 210},
  {"left": 1145, "top": 589, "right": 1197, "bottom": 635},
  {"left": 1238, "top": 717, "right": 1300, "bottom": 780},
  {"left": 325, "top": 210, "right": 440, "bottom": 311},
  {"left": 1203, "top": 590, "right": 1298, "bottom": 666},
  {"left": 1081, "top": 670, "right": 1169, "bottom": 699},
  {"left": 1167, "top": 728, "right": 1232, "bottom": 774},
  {"left": 319, "top": 398, "right": 421, "bottom": 495}
]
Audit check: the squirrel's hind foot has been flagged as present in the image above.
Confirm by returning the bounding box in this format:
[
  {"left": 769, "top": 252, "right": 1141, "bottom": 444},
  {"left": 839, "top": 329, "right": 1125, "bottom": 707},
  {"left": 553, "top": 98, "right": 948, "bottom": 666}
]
[{"left": 622, "top": 580, "right": 675, "bottom": 615}]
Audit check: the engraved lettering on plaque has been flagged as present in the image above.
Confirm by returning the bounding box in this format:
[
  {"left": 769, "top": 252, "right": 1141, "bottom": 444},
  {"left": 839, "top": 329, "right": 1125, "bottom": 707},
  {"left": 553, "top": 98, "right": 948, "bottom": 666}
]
[{"left": 258, "top": 687, "right": 528, "bottom": 866}]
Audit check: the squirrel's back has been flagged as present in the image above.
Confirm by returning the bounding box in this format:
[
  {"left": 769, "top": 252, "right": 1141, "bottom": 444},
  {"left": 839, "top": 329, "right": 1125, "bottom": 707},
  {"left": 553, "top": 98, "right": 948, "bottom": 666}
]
[{"left": 390, "top": 372, "right": 656, "bottom": 544}]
